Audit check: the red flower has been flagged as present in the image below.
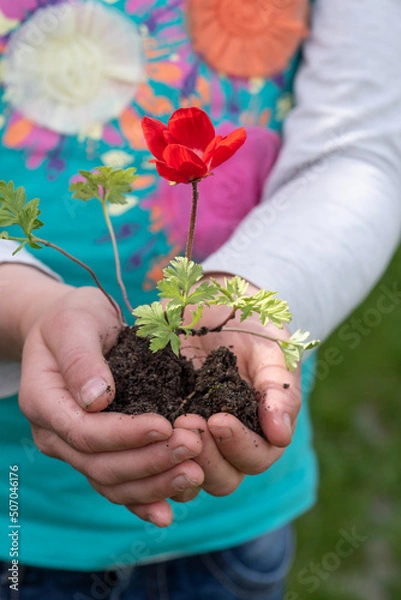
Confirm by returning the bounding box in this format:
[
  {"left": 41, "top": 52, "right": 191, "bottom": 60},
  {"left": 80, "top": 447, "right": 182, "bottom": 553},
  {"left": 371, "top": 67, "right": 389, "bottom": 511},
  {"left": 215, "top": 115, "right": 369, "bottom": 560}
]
[{"left": 141, "top": 107, "right": 246, "bottom": 184}]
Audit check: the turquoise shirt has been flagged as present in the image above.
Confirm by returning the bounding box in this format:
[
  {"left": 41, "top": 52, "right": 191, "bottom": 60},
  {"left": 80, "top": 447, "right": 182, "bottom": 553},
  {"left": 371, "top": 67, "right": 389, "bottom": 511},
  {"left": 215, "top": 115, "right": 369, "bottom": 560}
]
[{"left": 0, "top": 0, "right": 317, "bottom": 569}]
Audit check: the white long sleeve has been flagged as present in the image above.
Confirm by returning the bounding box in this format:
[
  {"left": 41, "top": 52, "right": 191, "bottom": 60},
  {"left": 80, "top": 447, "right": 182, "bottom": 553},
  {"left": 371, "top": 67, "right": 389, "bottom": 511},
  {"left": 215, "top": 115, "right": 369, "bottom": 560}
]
[
  {"left": 0, "top": 240, "right": 60, "bottom": 275},
  {"left": 204, "top": 0, "right": 401, "bottom": 340}
]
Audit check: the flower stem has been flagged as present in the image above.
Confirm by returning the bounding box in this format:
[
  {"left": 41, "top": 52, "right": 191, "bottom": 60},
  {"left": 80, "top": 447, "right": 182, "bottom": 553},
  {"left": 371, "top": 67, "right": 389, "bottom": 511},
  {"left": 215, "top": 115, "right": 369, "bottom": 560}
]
[
  {"left": 101, "top": 197, "right": 133, "bottom": 314},
  {"left": 185, "top": 180, "right": 199, "bottom": 261},
  {"left": 220, "top": 326, "right": 284, "bottom": 347},
  {"left": 209, "top": 307, "right": 237, "bottom": 332},
  {"left": 183, "top": 323, "right": 284, "bottom": 348},
  {"left": 34, "top": 237, "right": 123, "bottom": 323}
]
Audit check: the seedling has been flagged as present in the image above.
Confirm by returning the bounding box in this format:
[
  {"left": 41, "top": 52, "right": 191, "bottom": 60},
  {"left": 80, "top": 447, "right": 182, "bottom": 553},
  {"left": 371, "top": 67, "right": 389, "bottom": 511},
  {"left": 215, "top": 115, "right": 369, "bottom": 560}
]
[{"left": 0, "top": 107, "right": 318, "bottom": 371}]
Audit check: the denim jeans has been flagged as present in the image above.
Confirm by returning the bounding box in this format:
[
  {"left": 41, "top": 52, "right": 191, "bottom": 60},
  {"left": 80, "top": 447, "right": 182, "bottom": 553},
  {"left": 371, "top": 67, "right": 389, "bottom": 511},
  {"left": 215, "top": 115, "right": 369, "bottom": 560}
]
[{"left": 0, "top": 525, "right": 294, "bottom": 600}]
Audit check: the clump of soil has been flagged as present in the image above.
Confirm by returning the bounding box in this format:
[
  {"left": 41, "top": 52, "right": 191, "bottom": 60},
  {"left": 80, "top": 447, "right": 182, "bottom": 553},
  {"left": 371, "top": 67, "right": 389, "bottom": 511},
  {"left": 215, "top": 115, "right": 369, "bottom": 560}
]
[{"left": 105, "top": 326, "right": 263, "bottom": 437}]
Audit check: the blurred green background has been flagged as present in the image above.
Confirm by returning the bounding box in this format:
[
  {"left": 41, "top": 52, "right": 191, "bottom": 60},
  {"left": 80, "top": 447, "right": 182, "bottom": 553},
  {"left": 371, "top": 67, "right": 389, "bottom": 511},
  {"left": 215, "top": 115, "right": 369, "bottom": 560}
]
[{"left": 287, "top": 245, "right": 401, "bottom": 599}]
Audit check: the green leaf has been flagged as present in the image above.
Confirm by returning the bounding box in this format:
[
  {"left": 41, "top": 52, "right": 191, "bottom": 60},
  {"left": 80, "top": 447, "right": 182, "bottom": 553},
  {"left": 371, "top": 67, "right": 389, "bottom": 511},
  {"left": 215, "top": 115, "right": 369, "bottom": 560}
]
[
  {"left": 107, "top": 189, "right": 130, "bottom": 205},
  {"left": 186, "top": 280, "right": 218, "bottom": 305},
  {"left": 132, "top": 302, "right": 168, "bottom": 334},
  {"left": 157, "top": 258, "right": 218, "bottom": 312},
  {"left": 0, "top": 210, "right": 18, "bottom": 227},
  {"left": 0, "top": 181, "right": 44, "bottom": 240},
  {"left": 279, "top": 330, "right": 320, "bottom": 371},
  {"left": 210, "top": 276, "right": 249, "bottom": 305},
  {"left": 132, "top": 302, "right": 183, "bottom": 355},
  {"left": 210, "top": 276, "right": 292, "bottom": 329},
  {"left": 156, "top": 279, "right": 184, "bottom": 305},
  {"left": 12, "top": 241, "right": 28, "bottom": 254},
  {"left": 69, "top": 166, "right": 137, "bottom": 205},
  {"left": 18, "top": 199, "right": 43, "bottom": 235},
  {"left": 148, "top": 331, "right": 181, "bottom": 355},
  {"left": 240, "top": 290, "right": 292, "bottom": 328},
  {"left": 0, "top": 181, "right": 15, "bottom": 201},
  {"left": 70, "top": 181, "right": 101, "bottom": 202},
  {"left": 158, "top": 257, "right": 205, "bottom": 298},
  {"left": 165, "top": 305, "right": 183, "bottom": 330},
  {"left": 0, "top": 232, "right": 33, "bottom": 254},
  {"left": 279, "top": 344, "right": 302, "bottom": 372},
  {"left": 26, "top": 239, "right": 43, "bottom": 250},
  {"left": 180, "top": 304, "right": 204, "bottom": 334},
  {"left": 107, "top": 167, "right": 137, "bottom": 205}
]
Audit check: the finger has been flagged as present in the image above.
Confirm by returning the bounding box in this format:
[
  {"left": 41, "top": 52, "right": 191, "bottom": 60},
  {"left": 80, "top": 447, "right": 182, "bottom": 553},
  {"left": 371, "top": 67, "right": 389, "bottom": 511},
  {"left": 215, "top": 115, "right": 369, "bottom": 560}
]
[
  {"left": 250, "top": 347, "right": 301, "bottom": 447},
  {"left": 126, "top": 500, "right": 173, "bottom": 528},
  {"left": 90, "top": 461, "right": 204, "bottom": 506},
  {"left": 174, "top": 414, "right": 244, "bottom": 496},
  {"left": 170, "top": 485, "right": 202, "bottom": 503},
  {"left": 34, "top": 425, "right": 204, "bottom": 505},
  {"left": 32, "top": 400, "right": 174, "bottom": 453},
  {"left": 208, "top": 413, "right": 283, "bottom": 474},
  {"left": 39, "top": 304, "right": 119, "bottom": 411},
  {"left": 258, "top": 381, "right": 301, "bottom": 447},
  {"left": 33, "top": 424, "right": 203, "bottom": 490},
  {"left": 34, "top": 427, "right": 202, "bottom": 485}
]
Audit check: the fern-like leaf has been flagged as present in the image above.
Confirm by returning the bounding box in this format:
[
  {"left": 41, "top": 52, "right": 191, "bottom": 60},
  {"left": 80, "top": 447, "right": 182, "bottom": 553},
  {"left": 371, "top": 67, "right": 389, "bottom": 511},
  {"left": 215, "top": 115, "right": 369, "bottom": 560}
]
[
  {"left": 132, "top": 302, "right": 183, "bottom": 355},
  {"left": 279, "top": 330, "right": 320, "bottom": 371},
  {"left": 0, "top": 181, "right": 44, "bottom": 246},
  {"left": 210, "top": 276, "right": 292, "bottom": 329},
  {"left": 157, "top": 257, "right": 217, "bottom": 310},
  {"left": 158, "top": 257, "right": 204, "bottom": 296},
  {"left": 69, "top": 167, "right": 137, "bottom": 205}
]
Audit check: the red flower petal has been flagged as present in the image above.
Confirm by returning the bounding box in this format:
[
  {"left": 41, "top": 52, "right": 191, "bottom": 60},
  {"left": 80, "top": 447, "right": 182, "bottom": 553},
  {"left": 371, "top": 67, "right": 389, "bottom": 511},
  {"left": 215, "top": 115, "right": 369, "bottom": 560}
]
[
  {"left": 202, "top": 136, "right": 220, "bottom": 166},
  {"left": 163, "top": 130, "right": 176, "bottom": 145},
  {"left": 168, "top": 107, "right": 216, "bottom": 153},
  {"left": 154, "top": 161, "right": 194, "bottom": 184},
  {"left": 163, "top": 144, "right": 208, "bottom": 180},
  {"left": 142, "top": 116, "right": 168, "bottom": 160},
  {"left": 204, "top": 128, "right": 247, "bottom": 170}
]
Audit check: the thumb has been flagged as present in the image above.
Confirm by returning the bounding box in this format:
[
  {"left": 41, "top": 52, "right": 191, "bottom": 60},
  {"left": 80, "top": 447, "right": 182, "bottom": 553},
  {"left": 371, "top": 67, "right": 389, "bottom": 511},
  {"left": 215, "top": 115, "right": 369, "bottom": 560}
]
[
  {"left": 41, "top": 308, "right": 119, "bottom": 412},
  {"left": 258, "top": 382, "right": 300, "bottom": 447},
  {"left": 250, "top": 344, "right": 302, "bottom": 447}
]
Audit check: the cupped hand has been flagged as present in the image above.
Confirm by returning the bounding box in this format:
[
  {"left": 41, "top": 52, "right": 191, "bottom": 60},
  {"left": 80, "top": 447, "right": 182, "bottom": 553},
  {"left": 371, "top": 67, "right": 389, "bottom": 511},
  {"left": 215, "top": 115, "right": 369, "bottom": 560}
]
[
  {"left": 18, "top": 284, "right": 204, "bottom": 527},
  {"left": 173, "top": 278, "right": 301, "bottom": 498}
]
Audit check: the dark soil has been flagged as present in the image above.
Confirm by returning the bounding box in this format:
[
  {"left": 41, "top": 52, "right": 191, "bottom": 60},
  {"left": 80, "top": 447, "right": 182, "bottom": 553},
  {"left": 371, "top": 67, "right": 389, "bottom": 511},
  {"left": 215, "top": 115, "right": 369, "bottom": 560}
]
[{"left": 105, "top": 326, "right": 264, "bottom": 437}]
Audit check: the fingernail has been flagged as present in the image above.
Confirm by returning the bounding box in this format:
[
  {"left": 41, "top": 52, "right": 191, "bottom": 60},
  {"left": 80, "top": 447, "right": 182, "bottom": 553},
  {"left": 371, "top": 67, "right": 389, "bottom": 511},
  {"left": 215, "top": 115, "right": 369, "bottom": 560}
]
[
  {"left": 146, "top": 430, "right": 170, "bottom": 443},
  {"left": 283, "top": 413, "right": 293, "bottom": 436},
  {"left": 172, "top": 474, "right": 197, "bottom": 491},
  {"left": 80, "top": 377, "right": 109, "bottom": 407},
  {"left": 172, "top": 446, "right": 195, "bottom": 464},
  {"left": 209, "top": 426, "right": 233, "bottom": 442}
]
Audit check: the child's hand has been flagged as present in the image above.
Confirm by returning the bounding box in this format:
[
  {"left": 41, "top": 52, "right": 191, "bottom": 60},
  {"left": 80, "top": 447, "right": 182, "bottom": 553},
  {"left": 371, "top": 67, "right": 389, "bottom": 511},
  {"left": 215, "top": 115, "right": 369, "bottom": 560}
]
[
  {"left": 15, "top": 278, "right": 204, "bottom": 527},
  {"left": 173, "top": 278, "right": 301, "bottom": 499}
]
